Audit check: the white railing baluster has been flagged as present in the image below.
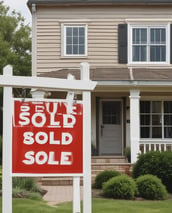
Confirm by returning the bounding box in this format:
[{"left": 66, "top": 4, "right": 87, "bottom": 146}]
[
  {"left": 154, "top": 144, "right": 157, "bottom": 151},
  {"left": 139, "top": 141, "right": 172, "bottom": 154}
]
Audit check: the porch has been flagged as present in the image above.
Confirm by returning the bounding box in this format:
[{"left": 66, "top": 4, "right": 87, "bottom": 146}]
[{"left": 92, "top": 90, "right": 172, "bottom": 163}]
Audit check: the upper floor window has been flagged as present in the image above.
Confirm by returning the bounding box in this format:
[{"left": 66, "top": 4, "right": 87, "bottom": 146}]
[
  {"left": 128, "top": 24, "right": 170, "bottom": 64},
  {"left": 63, "top": 25, "right": 87, "bottom": 57}
]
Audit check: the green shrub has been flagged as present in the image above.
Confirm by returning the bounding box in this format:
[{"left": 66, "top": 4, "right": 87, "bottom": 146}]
[
  {"left": 13, "top": 177, "right": 43, "bottom": 193},
  {"left": 12, "top": 188, "right": 28, "bottom": 198},
  {"left": 94, "top": 170, "right": 120, "bottom": 189},
  {"left": 12, "top": 188, "right": 42, "bottom": 200},
  {"left": 103, "top": 174, "right": 137, "bottom": 199},
  {"left": 133, "top": 151, "right": 172, "bottom": 193},
  {"left": 136, "top": 174, "right": 168, "bottom": 200}
]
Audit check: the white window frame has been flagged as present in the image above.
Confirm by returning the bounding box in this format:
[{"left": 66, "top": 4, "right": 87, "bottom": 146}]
[
  {"left": 61, "top": 24, "right": 87, "bottom": 57},
  {"left": 128, "top": 23, "right": 170, "bottom": 65}
]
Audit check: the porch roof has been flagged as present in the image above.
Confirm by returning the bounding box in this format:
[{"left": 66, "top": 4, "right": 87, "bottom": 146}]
[{"left": 39, "top": 67, "right": 172, "bottom": 83}]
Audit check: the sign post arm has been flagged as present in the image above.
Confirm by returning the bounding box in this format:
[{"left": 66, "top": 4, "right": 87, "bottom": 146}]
[
  {"left": 2, "top": 65, "right": 13, "bottom": 213},
  {"left": 81, "top": 62, "right": 92, "bottom": 213}
]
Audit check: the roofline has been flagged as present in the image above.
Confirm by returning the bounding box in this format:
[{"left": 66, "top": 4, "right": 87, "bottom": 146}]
[{"left": 27, "top": 0, "right": 172, "bottom": 7}]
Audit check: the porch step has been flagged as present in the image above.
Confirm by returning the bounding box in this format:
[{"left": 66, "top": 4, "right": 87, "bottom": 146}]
[
  {"left": 92, "top": 163, "right": 132, "bottom": 175},
  {"left": 91, "top": 156, "right": 127, "bottom": 163},
  {"left": 38, "top": 156, "right": 132, "bottom": 186}
]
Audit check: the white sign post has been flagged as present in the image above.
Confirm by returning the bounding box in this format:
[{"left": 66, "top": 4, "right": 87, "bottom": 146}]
[{"left": 0, "top": 63, "right": 96, "bottom": 213}]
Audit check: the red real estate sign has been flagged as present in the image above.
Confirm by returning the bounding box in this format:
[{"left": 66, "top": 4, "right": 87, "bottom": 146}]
[{"left": 12, "top": 100, "right": 83, "bottom": 175}]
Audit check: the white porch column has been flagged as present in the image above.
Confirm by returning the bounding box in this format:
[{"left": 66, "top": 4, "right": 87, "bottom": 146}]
[{"left": 129, "top": 89, "right": 140, "bottom": 163}]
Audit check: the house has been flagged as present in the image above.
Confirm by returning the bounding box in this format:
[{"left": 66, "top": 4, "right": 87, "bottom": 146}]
[{"left": 27, "top": 0, "right": 172, "bottom": 163}]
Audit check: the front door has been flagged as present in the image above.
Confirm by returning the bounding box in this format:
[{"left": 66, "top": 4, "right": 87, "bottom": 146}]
[{"left": 99, "top": 100, "right": 123, "bottom": 155}]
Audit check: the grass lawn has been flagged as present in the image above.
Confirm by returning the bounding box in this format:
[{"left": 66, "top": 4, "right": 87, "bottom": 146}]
[{"left": 0, "top": 198, "right": 172, "bottom": 213}]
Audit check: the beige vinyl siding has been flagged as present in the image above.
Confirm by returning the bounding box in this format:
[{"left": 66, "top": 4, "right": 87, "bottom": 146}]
[{"left": 35, "top": 6, "right": 172, "bottom": 74}]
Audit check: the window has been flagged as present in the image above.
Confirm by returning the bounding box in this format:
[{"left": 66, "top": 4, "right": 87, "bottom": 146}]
[
  {"left": 129, "top": 24, "right": 170, "bottom": 64},
  {"left": 63, "top": 25, "right": 87, "bottom": 56},
  {"left": 140, "top": 101, "right": 172, "bottom": 139},
  {"left": 102, "top": 102, "right": 121, "bottom": 125}
]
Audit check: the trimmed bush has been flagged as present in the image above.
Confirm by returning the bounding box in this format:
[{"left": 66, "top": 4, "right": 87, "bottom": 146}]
[
  {"left": 94, "top": 170, "right": 120, "bottom": 189},
  {"left": 103, "top": 174, "right": 137, "bottom": 199},
  {"left": 133, "top": 151, "right": 172, "bottom": 193},
  {"left": 136, "top": 175, "right": 168, "bottom": 200}
]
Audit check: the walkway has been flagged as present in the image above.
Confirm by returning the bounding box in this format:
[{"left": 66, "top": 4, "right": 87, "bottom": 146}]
[{"left": 41, "top": 185, "right": 83, "bottom": 206}]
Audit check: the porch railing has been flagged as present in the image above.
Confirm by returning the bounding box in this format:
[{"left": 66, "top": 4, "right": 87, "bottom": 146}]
[{"left": 139, "top": 140, "right": 172, "bottom": 154}]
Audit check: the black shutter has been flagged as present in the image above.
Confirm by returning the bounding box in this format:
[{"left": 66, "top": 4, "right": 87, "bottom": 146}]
[
  {"left": 170, "top": 24, "right": 172, "bottom": 64},
  {"left": 118, "top": 24, "right": 128, "bottom": 64}
]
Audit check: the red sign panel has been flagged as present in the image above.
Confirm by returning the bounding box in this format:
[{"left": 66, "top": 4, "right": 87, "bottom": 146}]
[{"left": 12, "top": 100, "right": 83, "bottom": 175}]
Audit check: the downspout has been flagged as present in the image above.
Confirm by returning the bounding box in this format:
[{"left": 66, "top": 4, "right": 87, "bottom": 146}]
[{"left": 32, "top": 4, "right": 37, "bottom": 76}]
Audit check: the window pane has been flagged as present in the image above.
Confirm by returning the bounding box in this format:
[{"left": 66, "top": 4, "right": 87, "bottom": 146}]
[
  {"left": 151, "top": 28, "right": 166, "bottom": 44},
  {"left": 133, "top": 29, "right": 138, "bottom": 44},
  {"left": 141, "top": 115, "right": 150, "bottom": 125},
  {"left": 164, "top": 101, "right": 172, "bottom": 113},
  {"left": 79, "top": 45, "right": 85, "bottom": 54},
  {"left": 66, "top": 27, "right": 72, "bottom": 36},
  {"left": 73, "top": 27, "right": 78, "bottom": 36},
  {"left": 133, "top": 28, "right": 147, "bottom": 44},
  {"left": 73, "top": 45, "right": 78, "bottom": 54},
  {"left": 141, "top": 29, "right": 147, "bottom": 44},
  {"left": 152, "top": 101, "right": 161, "bottom": 113},
  {"left": 141, "top": 127, "right": 150, "bottom": 138},
  {"left": 103, "top": 102, "right": 120, "bottom": 125},
  {"left": 140, "top": 101, "right": 150, "bottom": 113},
  {"left": 161, "top": 29, "right": 166, "bottom": 44},
  {"left": 79, "top": 27, "right": 85, "bottom": 36},
  {"left": 164, "top": 127, "right": 172, "bottom": 138},
  {"left": 73, "top": 37, "right": 78, "bottom": 44},
  {"left": 164, "top": 115, "right": 172, "bottom": 125},
  {"left": 79, "top": 36, "right": 85, "bottom": 44},
  {"left": 152, "top": 127, "right": 162, "bottom": 138},
  {"left": 67, "top": 36, "right": 72, "bottom": 44},
  {"left": 133, "top": 46, "right": 146, "bottom": 61},
  {"left": 152, "top": 115, "right": 162, "bottom": 125},
  {"left": 66, "top": 45, "right": 72, "bottom": 54},
  {"left": 150, "top": 46, "right": 166, "bottom": 62}
]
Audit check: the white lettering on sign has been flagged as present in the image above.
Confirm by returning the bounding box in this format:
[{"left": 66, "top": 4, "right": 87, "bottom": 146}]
[
  {"left": 18, "top": 103, "right": 77, "bottom": 128},
  {"left": 22, "top": 151, "right": 72, "bottom": 165},
  {"left": 23, "top": 131, "right": 73, "bottom": 145}
]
